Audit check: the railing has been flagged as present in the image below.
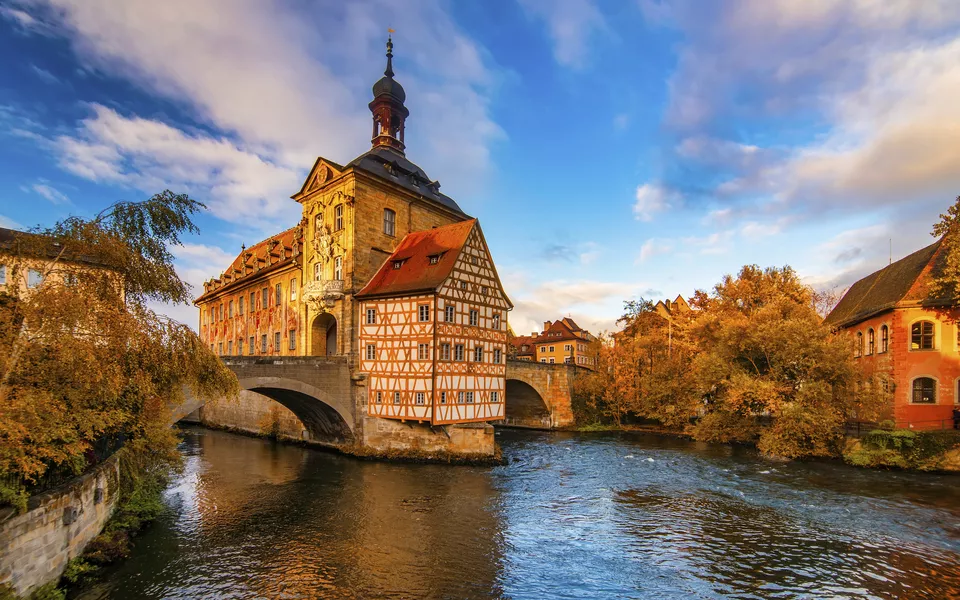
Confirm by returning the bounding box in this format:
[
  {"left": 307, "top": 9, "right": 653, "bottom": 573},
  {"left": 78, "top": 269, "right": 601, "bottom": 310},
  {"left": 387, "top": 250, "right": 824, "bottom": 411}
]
[{"left": 846, "top": 419, "right": 960, "bottom": 436}]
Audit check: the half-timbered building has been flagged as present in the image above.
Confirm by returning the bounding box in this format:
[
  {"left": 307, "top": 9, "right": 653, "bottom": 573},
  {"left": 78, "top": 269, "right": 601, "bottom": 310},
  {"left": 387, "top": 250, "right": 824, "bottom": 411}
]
[{"left": 356, "top": 219, "right": 512, "bottom": 424}]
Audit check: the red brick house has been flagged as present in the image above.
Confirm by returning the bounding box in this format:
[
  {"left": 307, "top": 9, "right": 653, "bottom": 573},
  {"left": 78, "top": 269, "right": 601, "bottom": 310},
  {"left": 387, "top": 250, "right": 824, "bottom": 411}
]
[{"left": 824, "top": 240, "right": 960, "bottom": 429}]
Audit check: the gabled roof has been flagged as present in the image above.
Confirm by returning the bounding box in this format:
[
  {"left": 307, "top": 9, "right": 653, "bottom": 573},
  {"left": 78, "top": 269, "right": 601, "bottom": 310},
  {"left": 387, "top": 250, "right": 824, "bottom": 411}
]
[
  {"left": 0, "top": 227, "right": 109, "bottom": 267},
  {"left": 195, "top": 226, "right": 301, "bottom": 304},
  {"left": 824, "top": 240, "right": 949, "bottom": 328},
  {"left": 532, "top": 319, "right": 588, "bottom": 345},
  {"left": 291, "top": 157, "right": 344, "bottom": 202},
  {"left": 510, "top": 334, "right": 537, "bottom": 356},
  {"left": 355, "top": 219, "right": 476, "bottom": 299}
]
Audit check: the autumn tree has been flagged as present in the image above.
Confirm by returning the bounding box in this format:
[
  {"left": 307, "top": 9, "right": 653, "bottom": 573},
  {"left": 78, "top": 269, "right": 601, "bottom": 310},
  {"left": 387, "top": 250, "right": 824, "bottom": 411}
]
[
  {"left": 0, "top": 191, "right": 237, "bottom": 508},
  {"left": 931, "top": 194, "right": 960, "bottom": 300},
  {"left": 687, "top": 265, "right": 888, "bottom": 458}
]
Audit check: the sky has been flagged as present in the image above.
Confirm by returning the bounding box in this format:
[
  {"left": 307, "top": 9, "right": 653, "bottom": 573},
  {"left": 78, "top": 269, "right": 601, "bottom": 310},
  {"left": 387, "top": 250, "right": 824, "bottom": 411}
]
[{"left": 2, "top": 0, "right": 960, "bottom": 336}]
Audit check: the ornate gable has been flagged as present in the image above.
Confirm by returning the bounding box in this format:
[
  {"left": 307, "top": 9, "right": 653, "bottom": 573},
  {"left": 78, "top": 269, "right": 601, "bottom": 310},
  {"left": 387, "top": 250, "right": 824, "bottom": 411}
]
[{"left": 291, "top": 157, "right": 344, "bottom": 203}]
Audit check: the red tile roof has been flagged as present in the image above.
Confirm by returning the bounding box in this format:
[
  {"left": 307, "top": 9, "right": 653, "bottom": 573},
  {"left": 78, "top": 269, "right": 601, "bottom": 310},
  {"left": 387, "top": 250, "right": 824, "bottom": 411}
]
[
  {"left": 195, "top": 226, "right": 301, "bottom": 303},
  {"left": 510, "top": 334, "right": 537, "bottom": 356},
  {"left": 355, "top": 219, "right": 476, "bottom": 299},
  {"left": 531, "top": 319, "right": 584, "bottom": 345}
]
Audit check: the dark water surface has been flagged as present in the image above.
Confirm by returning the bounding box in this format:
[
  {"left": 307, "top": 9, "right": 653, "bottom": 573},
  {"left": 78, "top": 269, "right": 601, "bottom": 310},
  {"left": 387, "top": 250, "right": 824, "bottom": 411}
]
[{"left": 77, "top": 427, "right": 960, "bottom": 599}]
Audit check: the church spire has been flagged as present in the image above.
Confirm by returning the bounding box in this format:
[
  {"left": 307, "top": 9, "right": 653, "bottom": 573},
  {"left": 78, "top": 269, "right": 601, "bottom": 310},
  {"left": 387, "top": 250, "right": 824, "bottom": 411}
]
[{"left": 369, "top": 33, "right": 409, "bottom": 154}]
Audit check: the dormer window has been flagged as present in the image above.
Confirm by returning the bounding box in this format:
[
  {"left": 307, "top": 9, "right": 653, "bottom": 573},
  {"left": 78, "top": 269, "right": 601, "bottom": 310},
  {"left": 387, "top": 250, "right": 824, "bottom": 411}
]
[
  {"left": 429, "top": 255, "right": 439, "bottom": 265},
  {"left": 393, "top": 259, "right": 404, "bottom": 270}
]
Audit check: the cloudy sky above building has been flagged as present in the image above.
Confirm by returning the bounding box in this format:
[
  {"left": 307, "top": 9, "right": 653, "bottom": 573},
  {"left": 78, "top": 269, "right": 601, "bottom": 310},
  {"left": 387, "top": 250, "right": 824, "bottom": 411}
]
[{"left": 2, "top": 0, "right": 959, "bottom": 334}]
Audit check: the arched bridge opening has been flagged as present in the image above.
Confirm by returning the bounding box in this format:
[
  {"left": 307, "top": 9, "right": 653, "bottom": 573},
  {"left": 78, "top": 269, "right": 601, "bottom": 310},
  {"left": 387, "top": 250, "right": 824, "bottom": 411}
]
[
  {"left": 239, "top": 378, "right": 353, "bottom": 444},
  {"left": 503, "top": 379, "right": 552, "bottom": 429}
]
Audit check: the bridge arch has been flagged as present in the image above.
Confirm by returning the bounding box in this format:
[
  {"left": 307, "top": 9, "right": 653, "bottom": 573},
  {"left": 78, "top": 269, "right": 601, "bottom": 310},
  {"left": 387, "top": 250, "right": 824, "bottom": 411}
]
[
  {"left": 236, "top": 376, "right": 353, "bottom": 442},
  {"left": 504, "top": 378, "right": 552, "bottom": 428}
]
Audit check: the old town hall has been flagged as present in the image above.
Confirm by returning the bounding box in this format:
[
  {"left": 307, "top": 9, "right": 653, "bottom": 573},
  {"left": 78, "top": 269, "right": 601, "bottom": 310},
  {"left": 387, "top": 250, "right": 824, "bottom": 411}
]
[{"left": 195, "top": 38, "right": 512, "bottom": 427}]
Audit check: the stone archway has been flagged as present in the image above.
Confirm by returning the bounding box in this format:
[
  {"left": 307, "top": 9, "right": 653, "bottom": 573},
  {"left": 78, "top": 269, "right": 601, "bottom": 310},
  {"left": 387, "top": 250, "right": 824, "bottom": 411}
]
[
  {"left": 311, "top": 313, "right": 337, "bottom": 356},
  {"left": 504, "top": 379, "right": 551, "bottom": 428},
  {"left": 237, "top": 377, "right": 353, "bottom": 443}
]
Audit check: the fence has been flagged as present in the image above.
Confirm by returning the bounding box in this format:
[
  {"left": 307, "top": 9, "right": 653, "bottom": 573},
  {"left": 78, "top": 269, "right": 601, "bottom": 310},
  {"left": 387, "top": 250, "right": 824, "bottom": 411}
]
[{"left": 845, "top": 419, "right": 959, "bottom": 437}]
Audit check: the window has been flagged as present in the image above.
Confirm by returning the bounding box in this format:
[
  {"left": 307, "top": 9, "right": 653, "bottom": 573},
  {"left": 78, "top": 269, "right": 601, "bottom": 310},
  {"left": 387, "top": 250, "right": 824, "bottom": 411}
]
[
  {"left": 250, "top": 292, "right": 256, "bottom": 311},
  {"left": 564, "top": 344, "right": 572, "bottom": 351},
  {"left": 334, "top": 256, "right": 342, "bottom": 280},
  {"left": 261, "top": 334, "right": 267, "bottom": 353},
  {"left": 491, "top": 391, "right": 499, "bottom": 403},
  {"left": 492, "top": 313, "right": 500, "bottom": 330},
  {"left": 457, "top": 391, "right": 465, "bottom": 404},
  {"left": 564, "top": 356, "right": 573, "bottom": 364},
  {"left": 911, "top": 321, "right": 935, "bottom": 350},
  {"left": 366, "top": 344, "right": 376, "bottom": 360},
  {"left": 239, "top": 297, "right": 244, "bottom": 315},
  {"left": 419, "top": 304, "right": 430, "bottom": 322},
  {"left": 429, "top": 255, "right": 439, "bottom": 265},
  {"left": 238, "top": 339, "right": 243, "bottom": 355},
  {"left": 441, "top": 343, "right": 451, "bottom": 360},
  {"left": 867, "top": 329, "right": 875, "bottom": 355},
  {"left": 227, "top": 341, "right": 233, "bottom": 355},
  {"left": 366, "top": 308, "right": 377, "bottom": 324},
  {"left": 540, "top": 358, "right": 547, "bottom": 363},
  {"left": 912, "top": 377, "right": 937, "bottom": 404},
  {"left": 27, "top": 269, "right": 42, "bottom": 288},
  {"left": 481, "top": 286, "right": 488, "bottom": 296},
  {"left": 249, "top": 336, "right": 255, "bottom": 355},
  {"left": 290, "top": 278, "right": 298, "bottom": 301},
  {"left": 469, "top": 309, "right": 479, "bottom": 326},
  {"left": 0, "top": 265, "right": 5, "bottom": 285},
  {"left": 314, "top": 263, "right": 323, "bottom": 281},
  {"left": 394, "top": 391, "right": 401, "bottom": 405},
  {"left": 855, "top": 331, "right": 863, "bottom": 357},
  {"left": 549, "top": 345, "right": 555, "bottom": 353},
  {"left": 549, "top": 358, "right": 555, "bottom": 364},
  {"left": 415, "top": 392, "right": 425, "bottom": 406},
  {"left": 376, "top": 392, "right": 382, "bottom": 404},
  {"left": 494, "top": 348, "right": 502, "bottom": 364},
  {"left": 383, "top": 208, "right": 396, "bottom": 236},
  {"left": 274, "top": 332, "right": 281, "bottom": 352},
  {"left": 262, "top": 287, "right": 269, "bottom": 308},
  {"left": 219, "top": 304, "right": 224, "bottom": 320},
  {"left": 393, "top": 260, "right": 403, "bottom": 270},
  {"left": 445, "top": 305, "right": 455, "bottom": 322},
  {"left": 454, "top": 344, "right": 464, "bottom": 361},
  {"left": 466, "top": 392, "right": 474, "bottom": 403},
  {"left": 440, "top": 391, "right": 447, "bottom": 404},
  {"left": 218, "top": 342, "right": 223, "bottom": 355},
  {"left": 471, "top": 256, "right": 478, "bottom": 265},
  {"left": 474, "top": 346, "right": 483, "bottom": 362},
  {"left": 418, "top": 343, "right": 429, "bottom": 360},
  {"left": 228, "top": 300, "right": 234, "bottom": 318},
  {"left": 460, "top": 281, "right": 467, "bottom": 290},
  {"left": 288, "top": 329, "right": 296, "bottom": 351},
  {"left": 334, "top": 204, "right": 343, "bottom": 231}
]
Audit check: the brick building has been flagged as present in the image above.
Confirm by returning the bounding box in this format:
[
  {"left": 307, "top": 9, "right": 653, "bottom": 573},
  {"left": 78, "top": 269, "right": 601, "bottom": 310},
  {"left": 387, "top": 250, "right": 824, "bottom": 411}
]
[
  {"left": 825, "top": 240, "right": 960, "bottom": 429},
  {"left": 195, "top": 37, "right": 511, "bottom": 426}
]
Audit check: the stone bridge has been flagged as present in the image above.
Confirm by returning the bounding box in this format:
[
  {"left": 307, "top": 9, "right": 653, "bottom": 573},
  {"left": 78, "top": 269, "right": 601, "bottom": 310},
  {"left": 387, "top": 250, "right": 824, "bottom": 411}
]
[{"left": 174, "top": 356, "right": 580, "bottom": 451}]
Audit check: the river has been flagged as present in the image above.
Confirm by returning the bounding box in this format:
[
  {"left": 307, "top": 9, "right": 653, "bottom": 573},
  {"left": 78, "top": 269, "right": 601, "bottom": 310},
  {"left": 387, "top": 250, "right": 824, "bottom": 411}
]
[{"left": 76, "top": 426, "right": 960, "bottom": 599}]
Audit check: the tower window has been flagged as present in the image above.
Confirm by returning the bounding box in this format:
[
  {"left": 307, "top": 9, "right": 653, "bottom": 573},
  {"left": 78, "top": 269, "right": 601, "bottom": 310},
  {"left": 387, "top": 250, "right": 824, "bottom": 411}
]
[
  {"left": 334, "top": 204, "right": 344, "bottom": 231},
  {"left": 383, "top": 208, "right": 396, "bottom": 237},
  {"left": 334, "top": 256, "right": 343, "bottom": 280}
]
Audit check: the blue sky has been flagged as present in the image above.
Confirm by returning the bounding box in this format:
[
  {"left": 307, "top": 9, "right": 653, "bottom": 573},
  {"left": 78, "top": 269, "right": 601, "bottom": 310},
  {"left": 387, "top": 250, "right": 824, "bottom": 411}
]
[{"left": 2, "top": 1, "right": 960, "bottom": 334}]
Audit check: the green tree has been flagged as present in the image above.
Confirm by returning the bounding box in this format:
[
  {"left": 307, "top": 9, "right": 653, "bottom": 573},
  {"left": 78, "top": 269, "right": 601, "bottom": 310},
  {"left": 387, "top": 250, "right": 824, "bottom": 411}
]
[
  {"left": 931, "top": 194, "right": 960, "bottom": 300},
  {"left": 0, "top": 191, "right": 237, "bottom": 502}
]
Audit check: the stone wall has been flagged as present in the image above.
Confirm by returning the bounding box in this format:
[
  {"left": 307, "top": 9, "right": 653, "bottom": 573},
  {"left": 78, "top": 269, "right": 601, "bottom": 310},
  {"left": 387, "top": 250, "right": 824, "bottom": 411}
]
[
  {"left": 197, "top": 391, "right": 307, "bottom": 441},
  {"left": 359, "top": 414, "right": 495, "bottom": 456},
  {"left": 0, "top": 455, "right": 120, "bottom": 597}
]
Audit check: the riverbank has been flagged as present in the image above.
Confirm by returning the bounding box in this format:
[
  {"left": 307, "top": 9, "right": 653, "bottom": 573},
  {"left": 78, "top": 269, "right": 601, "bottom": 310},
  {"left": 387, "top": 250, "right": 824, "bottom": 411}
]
[{"left": 577, "top": 422, "right": 960, "bottom": 474}]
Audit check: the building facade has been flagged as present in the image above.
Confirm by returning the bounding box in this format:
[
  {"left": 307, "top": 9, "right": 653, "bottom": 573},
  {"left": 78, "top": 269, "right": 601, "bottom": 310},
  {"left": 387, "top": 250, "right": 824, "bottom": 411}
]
[
  {"left": 510, "top": 317, "right": 600, "bottom": 369},
  {"left": 195, "top": 38, "right": 511, "bottom": 429},
  {"left": 825, "top": 240, "right": 960, "bottom": 429},
  {"left": 357, "top": 219, "right": 511, "bottom": 424}
]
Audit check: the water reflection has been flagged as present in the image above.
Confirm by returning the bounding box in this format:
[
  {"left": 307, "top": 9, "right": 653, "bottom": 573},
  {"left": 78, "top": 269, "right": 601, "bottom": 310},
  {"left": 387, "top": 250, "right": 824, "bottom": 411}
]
[{"left": 77, "top": 428, "right": 960, "bottom": 600}]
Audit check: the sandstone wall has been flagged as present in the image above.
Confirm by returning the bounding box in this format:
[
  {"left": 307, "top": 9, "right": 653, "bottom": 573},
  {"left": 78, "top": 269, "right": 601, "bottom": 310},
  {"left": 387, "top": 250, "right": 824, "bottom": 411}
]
[
  {"left": 0, "top": 455, "right": 120, "bottom": 596},
  {"left": 198, "top": 391, "right": 306, "bottom": 441}
]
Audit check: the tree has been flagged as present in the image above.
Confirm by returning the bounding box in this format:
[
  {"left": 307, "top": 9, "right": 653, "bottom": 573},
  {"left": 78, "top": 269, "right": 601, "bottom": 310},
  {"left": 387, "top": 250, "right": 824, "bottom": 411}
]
[
  {"left": 0, "top": 191, "right": 237, "bottom": 503},
  {"left": 931, "top": 194, "right": 960, "bottom": 300},
  {"left": 687, "top": 265, "right": 888, "bottom": 458}
]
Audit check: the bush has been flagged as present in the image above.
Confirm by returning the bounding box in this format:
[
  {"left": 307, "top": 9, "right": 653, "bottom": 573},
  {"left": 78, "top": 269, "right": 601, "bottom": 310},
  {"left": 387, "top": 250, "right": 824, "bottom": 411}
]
[{"left": 844, "top": 429, "right": 960, "bottom": 470}]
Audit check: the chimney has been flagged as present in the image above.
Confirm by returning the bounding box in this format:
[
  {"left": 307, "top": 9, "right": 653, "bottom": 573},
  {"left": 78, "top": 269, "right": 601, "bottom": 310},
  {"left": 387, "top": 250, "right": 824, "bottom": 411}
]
[{"left": 543, "top": 321, "right": 551, "bottom": 332}]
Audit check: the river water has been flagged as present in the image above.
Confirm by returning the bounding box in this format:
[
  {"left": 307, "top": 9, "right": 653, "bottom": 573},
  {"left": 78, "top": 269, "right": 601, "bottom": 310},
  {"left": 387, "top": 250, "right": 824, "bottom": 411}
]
[{"left": 77, "top": 426, "right": 960, "bottom": 599}]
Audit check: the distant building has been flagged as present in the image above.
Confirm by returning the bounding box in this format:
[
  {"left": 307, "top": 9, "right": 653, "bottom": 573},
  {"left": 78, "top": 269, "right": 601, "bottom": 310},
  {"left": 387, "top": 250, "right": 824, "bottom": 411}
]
[
  {"left": 824, "top": 240, "right": 959, "bottom": 429},
  {"left": 0, "top": 227, "right": 107, "bottom": 296},
  {"left": 512, "top": 317, "right": 599, "bottom": 369},
  {"left": 654, "top": 295, "right": 691, "bottom": 320}
]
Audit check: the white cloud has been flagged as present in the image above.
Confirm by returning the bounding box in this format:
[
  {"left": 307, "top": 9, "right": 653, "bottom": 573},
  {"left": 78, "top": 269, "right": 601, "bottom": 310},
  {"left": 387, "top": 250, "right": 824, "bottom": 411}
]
[
  {"left": 52, "top": 104, "right": 302, "bottom": 226},
  {"left": 633, "top": 183, "right": 672, "bottom": 221},
  {"left": 519, "top": 0, "right": 609, "bottom": 69},
  {"left": 579, "top": 242, "right": 601, "bottom": 265},
  {"left": 0, "top": 215, "right": 24, "bottom": 230},
  {"left": 150, "top": 242, "right": 238, "bottom": 329},
  {"left": 30, "top": 182, "right": 70, "bottom": 205},
  {"left": 636, "top": 238, "right": 672, "bottom": 263},
  {"left": 17, "top": 0, "right": 503, "bottom": 199}
]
